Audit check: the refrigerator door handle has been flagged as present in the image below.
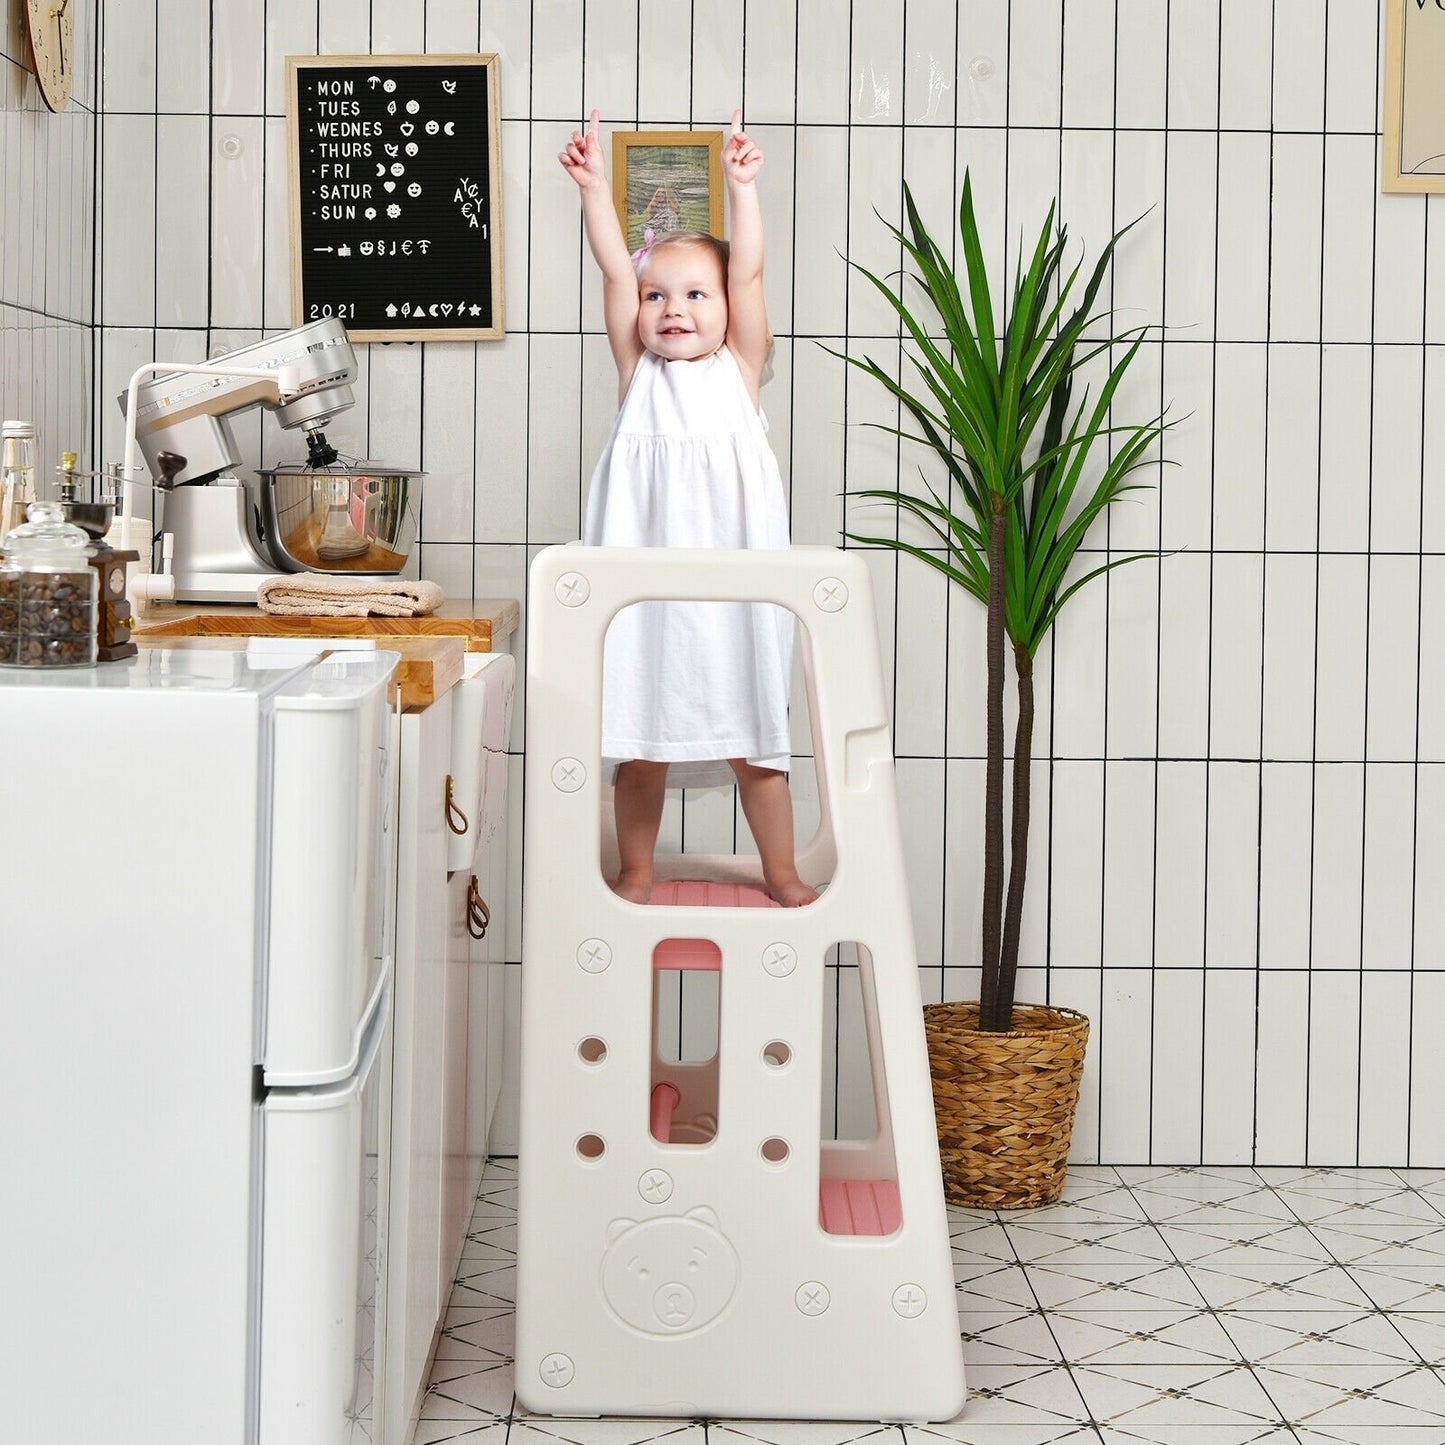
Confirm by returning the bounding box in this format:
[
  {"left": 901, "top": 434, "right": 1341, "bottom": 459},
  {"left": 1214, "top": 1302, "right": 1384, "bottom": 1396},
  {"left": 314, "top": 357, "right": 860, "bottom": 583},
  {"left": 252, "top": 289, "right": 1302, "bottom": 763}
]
[{"left": 257, "top": 982, "right": 391, "bottom": 1445}]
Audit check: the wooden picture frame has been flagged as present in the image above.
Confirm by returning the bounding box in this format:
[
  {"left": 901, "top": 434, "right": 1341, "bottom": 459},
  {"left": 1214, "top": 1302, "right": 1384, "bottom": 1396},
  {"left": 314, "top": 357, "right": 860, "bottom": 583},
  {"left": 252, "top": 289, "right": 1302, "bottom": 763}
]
[
  {"left": 1382, "top": 0, "right": 1445, "bottom": 194},
  {"left": 611, "top": 130, "right": 724, "bottom": 253},
  {"left": 286, "top": 53, "right": 504, "bottom": 341}
]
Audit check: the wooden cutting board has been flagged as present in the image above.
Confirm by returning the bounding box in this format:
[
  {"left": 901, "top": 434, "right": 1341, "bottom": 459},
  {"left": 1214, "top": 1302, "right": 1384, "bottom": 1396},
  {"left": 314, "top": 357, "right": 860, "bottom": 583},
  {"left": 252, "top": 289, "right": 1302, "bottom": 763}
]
[{"left": 131, "top": 597, "right": 519, "bottom": 652}]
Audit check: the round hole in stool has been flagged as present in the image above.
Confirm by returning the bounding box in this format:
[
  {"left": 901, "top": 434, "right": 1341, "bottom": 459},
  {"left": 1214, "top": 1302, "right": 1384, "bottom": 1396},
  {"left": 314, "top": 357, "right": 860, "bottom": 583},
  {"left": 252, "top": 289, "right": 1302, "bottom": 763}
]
[
  {"left": 760, "top": 1136, "right": 790, "bottom": 1164},
  {"left": 762, "top": 1040, "right": 792, "bottom": 1068},
  {"left": 576, "top": 1133, "right": 606, "bottom": 1161},
  {"left": 578, "top": 1036, "right": 608, "bottom": 1064}
]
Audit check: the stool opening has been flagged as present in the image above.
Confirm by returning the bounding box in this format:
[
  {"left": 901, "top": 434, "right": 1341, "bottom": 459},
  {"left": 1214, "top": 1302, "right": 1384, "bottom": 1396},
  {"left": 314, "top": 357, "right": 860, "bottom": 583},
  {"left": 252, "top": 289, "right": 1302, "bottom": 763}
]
[{"left": 651, "top": 939, "right": 721, "bottom": 1145}]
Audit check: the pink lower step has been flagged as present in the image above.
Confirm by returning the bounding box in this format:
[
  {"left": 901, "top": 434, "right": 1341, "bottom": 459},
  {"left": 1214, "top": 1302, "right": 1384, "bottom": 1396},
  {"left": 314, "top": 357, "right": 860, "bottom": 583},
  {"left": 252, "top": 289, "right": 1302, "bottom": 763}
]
[
  {"left": 818, "top": 1178, "right": 902, "bottom": 1236},
  {"left": 646, "top": 882, "right": 899, "bottom": 1238}
]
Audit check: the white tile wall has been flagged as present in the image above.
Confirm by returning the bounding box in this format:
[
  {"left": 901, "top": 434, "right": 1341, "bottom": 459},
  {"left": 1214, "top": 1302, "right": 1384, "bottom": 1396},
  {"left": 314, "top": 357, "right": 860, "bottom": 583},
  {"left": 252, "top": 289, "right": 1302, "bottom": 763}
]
[
  {"left": 1, "top": 7, "right": 95, "bottom": 473},
  {"left": 1261, "top": 552, "right": 1318, "bottom": 760},
  {"left": 1306, "top": 969, "right": 1364, "bottom": 1162},
  {"left": 1318, "top": 342, "right": 1374, "bottom": 550},
  {"left": 1155, "top": 552, "right": 1210, "bottom": 758},
  {"left": 1214, "top": 132, "right": 1272, "bottom": 344},
  {"left": 1200, "top": 967, "right": 1257, "bottom": 1162},
  {"left": 1362, "top": 762, "right": 1417, "bottom": 969},
  {"left": 1258, "top": 765, "right": 1314, "bottom": 970},
  {"left": 1410, "top": 964, "right": 1445, "bottom": 1161},
  {"left": 1358, "top": 968, "right": 1413, "bottom": 1164},
  {"left": 1153, "top": 762, "right": 1205, "bottom": 968},
  {"left": 1205, "top": 762, "right": 1262, "bottom": 969},
  {"left": 1254, "top": 970, "right": 1310, "bottom": 1163},
  {"left": 7, "top": 0, "right": 1436, "bottom": 1167},
  {"left": 1219, "top": 0, "right": 1273, "bottom": 131},
  {"left": 1148, "top": 967, "right": 1203, "bottom": 1158}
]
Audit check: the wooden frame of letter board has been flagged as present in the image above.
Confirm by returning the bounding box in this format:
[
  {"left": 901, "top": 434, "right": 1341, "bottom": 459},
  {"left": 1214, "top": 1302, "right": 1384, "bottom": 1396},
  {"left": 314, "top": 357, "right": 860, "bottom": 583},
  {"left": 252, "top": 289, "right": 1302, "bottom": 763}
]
[
  {"left": 1382, "top": 0, "right": 1445, "bottom": 194},
  {"left": 286, "top": 53, "right": 504, "bottom": 341}
]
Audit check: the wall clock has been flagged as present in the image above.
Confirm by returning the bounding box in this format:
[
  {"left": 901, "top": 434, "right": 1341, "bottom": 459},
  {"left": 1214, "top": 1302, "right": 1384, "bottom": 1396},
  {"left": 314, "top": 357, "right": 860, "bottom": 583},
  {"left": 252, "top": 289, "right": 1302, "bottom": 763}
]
[{"left": 25, "top": 0, "right": 74, "bottom": 113}]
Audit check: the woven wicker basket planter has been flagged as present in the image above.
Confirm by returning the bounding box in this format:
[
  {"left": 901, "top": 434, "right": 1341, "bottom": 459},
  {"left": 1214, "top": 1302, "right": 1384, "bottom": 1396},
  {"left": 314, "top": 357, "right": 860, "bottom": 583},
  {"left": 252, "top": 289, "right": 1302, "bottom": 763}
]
[{"left": 924, "top": 1001, "right": 1090, "bottom": 1210}]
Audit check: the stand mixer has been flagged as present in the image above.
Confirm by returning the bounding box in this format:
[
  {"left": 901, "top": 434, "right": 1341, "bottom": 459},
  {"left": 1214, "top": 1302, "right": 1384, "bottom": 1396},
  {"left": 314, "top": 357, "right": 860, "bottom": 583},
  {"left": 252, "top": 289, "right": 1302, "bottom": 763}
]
[{"left": 116, "top": 318, "right": 369, "bottom": 604}]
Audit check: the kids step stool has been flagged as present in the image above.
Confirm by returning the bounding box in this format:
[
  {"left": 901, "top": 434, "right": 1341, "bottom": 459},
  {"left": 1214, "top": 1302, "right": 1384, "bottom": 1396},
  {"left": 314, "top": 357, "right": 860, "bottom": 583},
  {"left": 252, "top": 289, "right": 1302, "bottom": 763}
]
[{"left": 516, "top": 545, "right": 966, "bottom": 1422}]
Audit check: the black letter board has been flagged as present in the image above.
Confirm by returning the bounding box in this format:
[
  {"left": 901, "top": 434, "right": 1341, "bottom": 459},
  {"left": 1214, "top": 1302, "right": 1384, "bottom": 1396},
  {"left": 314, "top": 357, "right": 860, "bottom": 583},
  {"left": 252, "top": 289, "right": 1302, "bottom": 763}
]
[{"left": 286, "top": 54, "right": 503, "bottom": 342}]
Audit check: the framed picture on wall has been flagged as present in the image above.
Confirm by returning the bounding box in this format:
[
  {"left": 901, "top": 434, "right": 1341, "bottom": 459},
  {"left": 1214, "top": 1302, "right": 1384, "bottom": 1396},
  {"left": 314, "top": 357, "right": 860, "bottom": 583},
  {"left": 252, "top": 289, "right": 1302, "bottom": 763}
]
[
  {"left": 611, "top": 130, "right": 724, "bottom": 253},
  {"left": 1382, "top": 0, "right": 1445, "bottom": 193}
]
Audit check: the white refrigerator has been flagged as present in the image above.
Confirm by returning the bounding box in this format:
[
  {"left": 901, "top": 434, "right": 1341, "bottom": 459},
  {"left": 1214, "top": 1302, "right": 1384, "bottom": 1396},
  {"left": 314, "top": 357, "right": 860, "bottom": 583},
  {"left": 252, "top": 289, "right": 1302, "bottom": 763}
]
[{"left": 0, "top": 644, "right": 400, "bottom": 1445}]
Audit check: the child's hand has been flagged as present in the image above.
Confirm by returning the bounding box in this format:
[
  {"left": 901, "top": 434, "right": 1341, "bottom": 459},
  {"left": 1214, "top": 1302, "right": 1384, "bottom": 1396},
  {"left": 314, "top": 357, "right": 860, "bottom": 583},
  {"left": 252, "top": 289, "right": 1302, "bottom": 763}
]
[
  {"left": 723, "top": 109, "right": 763, "bottom": 185},
  {"left": 560, "top": 109, "right": 606, "bottom": 188}
]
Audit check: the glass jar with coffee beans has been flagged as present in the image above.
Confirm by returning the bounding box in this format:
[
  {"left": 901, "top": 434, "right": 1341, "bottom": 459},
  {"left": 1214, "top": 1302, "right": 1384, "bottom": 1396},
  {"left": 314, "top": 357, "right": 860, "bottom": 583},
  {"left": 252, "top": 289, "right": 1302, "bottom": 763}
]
[{"left": 0, "top": 500, "right": 98, "bottom": 668}]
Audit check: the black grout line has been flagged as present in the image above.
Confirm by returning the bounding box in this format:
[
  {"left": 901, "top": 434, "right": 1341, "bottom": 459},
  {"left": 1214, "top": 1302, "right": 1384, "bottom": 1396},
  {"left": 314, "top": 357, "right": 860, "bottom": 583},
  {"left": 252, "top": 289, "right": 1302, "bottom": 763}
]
[
  {"left": 1405, "top": 206, "right": 1430, "bottom": 1164},
  {"left": 1241, "top": 0, "right": 1266, "bottom": 1173},
  {"left": 88, "top": 108, "right": 1433, "bottom": 146},
  {"left": 1147, "top": 0, "right": 1181, "bottom": 1169},
  {"left": 1350, "top": 0, "right": 1383, "bottom": 1173},
  {"left": 1089, "top": 0, "right": 1115, "bottom": 1166}
]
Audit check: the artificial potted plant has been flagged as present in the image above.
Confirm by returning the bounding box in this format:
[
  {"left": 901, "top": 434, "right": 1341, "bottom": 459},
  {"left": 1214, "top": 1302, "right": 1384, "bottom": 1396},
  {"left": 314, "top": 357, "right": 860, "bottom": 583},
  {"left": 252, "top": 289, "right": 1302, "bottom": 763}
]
[{"left": 837, "top": 174, "right": 1172, "bottom": 1208}]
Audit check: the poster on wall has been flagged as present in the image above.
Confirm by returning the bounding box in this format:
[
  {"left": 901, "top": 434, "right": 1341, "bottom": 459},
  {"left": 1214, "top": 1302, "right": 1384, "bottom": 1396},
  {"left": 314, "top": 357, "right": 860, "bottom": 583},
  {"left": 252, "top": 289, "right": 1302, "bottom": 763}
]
[
  {"left": 1382, "top": 0, "right": 1445, "bottom": 193},
  {"left": 286, "top": 54, "right": 503, "bottom": 341},
  {"left": 610, "top": 130, "right": 724, "bottom": 254}
]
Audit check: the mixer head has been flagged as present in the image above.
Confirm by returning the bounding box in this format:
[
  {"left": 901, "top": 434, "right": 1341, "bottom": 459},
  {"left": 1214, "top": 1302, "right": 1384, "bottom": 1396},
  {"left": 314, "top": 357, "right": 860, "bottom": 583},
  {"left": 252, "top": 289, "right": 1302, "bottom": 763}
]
[{"left": 119, "top": 318, "right": 358, "bottom": 486}]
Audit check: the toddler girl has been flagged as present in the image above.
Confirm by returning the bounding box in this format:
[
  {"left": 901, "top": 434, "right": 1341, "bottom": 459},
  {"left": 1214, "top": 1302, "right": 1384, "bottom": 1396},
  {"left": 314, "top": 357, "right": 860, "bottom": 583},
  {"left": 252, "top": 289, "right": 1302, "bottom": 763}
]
[{"left": 560, "top": 109, "right": 817, "bottom": 908}]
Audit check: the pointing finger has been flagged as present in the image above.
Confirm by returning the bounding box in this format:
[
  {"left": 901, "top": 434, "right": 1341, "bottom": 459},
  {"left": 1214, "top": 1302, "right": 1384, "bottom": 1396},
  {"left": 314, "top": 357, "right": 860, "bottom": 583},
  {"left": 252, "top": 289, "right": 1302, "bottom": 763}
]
[
  {"left": 730, "top": 108, "right": 742, "bottom": 136},
  {"left": 588, "top": 107, "right": 600, "bottom": 139}
]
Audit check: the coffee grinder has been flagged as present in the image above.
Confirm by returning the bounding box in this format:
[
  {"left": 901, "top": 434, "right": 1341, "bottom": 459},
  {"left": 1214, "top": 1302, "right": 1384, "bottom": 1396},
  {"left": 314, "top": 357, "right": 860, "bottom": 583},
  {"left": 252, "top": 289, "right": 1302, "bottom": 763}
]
[{"left": 55, "top": 454, "right": 138, "bottom": 662}]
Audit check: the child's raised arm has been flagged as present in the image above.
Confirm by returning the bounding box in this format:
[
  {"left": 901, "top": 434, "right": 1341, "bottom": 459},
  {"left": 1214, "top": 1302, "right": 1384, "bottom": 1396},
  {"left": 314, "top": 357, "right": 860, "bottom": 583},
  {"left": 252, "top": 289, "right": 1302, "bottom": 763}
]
[
  {"left": 560, "top": 109, "right": 643, "bottom": 395},
  {"left": 722, "top": 110, "right": 769, "bottom": 398}
]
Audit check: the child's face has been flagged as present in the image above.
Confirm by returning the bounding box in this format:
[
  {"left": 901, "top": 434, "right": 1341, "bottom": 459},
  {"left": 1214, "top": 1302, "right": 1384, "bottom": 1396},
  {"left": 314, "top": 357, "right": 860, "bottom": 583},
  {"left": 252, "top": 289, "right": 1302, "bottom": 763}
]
[{"left": 636, "top": 245, "right": 728, "bottom": 362}]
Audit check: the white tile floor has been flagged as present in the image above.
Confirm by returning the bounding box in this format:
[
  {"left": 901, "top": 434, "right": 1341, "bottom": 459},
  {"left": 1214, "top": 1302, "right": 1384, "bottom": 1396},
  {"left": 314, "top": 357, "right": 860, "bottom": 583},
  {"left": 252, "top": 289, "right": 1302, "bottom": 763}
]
[{"left": 419, "top": 1161, "right": 1445, "bottom": 1445}]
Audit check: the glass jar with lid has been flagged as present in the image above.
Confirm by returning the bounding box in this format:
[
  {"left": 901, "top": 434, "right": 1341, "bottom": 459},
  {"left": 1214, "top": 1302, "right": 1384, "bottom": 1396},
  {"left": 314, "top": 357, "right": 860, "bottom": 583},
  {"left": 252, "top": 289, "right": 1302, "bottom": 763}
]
[{"left": 0, "top": 500, "right": 98, "bottom": 668}]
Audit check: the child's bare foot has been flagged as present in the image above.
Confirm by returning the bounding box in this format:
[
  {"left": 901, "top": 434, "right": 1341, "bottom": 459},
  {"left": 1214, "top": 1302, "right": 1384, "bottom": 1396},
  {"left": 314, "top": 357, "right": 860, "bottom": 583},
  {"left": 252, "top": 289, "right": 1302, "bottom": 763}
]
[
  {"left": 610, "top": 869, "right": 653, "bottom": 904},
  {"left": 767, "top": 877, "right": 818, "bottom": 908}
]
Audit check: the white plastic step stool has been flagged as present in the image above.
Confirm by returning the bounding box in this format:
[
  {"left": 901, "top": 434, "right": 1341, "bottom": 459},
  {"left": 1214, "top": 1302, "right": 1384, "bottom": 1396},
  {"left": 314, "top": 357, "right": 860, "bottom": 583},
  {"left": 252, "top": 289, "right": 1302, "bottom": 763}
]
[{"left": 516, "top": 545, "right": 966, "bottom": 1422}]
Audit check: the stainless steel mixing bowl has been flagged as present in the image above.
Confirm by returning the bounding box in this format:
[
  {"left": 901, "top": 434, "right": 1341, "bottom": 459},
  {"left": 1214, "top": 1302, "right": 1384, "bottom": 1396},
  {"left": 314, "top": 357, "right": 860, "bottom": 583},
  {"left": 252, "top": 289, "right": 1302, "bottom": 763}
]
[{"left": 256, "top": 464, "right": 421, "bottom": 575}]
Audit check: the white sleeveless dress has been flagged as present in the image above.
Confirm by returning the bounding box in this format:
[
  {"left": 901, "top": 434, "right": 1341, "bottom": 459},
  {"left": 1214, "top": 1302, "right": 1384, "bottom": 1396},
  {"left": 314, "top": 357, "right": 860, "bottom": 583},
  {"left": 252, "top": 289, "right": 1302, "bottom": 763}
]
[{"left": 582, "top": 347, "right": 794, "bottom": 789}]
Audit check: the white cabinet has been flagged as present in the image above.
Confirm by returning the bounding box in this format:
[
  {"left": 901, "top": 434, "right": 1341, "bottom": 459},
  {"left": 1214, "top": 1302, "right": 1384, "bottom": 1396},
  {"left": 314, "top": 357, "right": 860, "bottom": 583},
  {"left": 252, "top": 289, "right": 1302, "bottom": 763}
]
[
  {"left": 442, "top": 865, "right": 476, "bottom": 1284},
  {"left": 466, "top": 816, "right": 508, "bottom": 1171},
  {"left": 386, "top": 694, "right": 453, "bottom": 1445},
  {"left": 446, "top": 649, "right": 515, "bottom": 1194},
  {"left": 385, "top": 647, "right": 514, "bottom": 1445}
]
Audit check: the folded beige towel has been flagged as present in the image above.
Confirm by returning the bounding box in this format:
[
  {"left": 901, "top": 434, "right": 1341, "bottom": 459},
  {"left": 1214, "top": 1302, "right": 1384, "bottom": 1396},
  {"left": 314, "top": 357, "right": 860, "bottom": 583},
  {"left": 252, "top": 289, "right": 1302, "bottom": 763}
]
[{"left": 256, "top": 574, "right": 446, "bottom": 617}]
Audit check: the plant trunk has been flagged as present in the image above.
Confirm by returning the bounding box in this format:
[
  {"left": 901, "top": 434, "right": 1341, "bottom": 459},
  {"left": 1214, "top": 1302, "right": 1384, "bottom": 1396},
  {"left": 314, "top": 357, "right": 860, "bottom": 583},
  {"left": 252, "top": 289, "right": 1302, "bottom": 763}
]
[
  {"left": 978, "top": 494, "right": 1007, "bottom": 1030},
  {"left": 993, "top": 642, "right": 1034, "bottom": 1031}
]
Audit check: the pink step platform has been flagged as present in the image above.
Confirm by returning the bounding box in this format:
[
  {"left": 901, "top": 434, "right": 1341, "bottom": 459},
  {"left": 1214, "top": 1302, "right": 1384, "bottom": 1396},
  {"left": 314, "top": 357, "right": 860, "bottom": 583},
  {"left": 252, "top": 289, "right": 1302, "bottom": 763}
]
[{"left": 649, "top": 879, "right": 776, "bottom": 969}]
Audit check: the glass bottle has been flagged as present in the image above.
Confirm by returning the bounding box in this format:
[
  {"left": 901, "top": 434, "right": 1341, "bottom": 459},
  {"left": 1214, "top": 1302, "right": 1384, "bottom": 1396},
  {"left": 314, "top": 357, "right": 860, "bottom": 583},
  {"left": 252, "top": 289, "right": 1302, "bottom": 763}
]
[
  {"left": 1, "top": 419, "right": 37, "bottom": 537},
  {"left": 0, "top": 500, "right": 98, "bottom": 668}
]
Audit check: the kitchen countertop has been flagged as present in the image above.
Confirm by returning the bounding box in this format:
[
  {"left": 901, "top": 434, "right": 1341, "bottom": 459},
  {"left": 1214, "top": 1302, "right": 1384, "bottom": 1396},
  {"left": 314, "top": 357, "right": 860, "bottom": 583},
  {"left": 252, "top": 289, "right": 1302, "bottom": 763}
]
[
  {"left": 132, "top": 634, "right": 469, "bottom": 710},
  {"left": 131, "top": 597, "right": 519, "bottom": 652}
]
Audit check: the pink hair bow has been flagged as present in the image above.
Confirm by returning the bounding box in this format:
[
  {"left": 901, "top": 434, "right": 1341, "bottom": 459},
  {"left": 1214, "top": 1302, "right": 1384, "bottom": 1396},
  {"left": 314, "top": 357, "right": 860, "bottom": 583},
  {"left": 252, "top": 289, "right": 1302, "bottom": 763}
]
[{"left": 630, "top": 227, "right": 657, "bottom": 269}]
